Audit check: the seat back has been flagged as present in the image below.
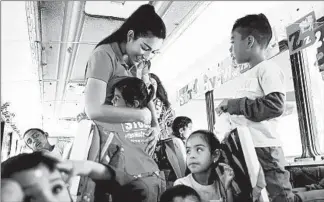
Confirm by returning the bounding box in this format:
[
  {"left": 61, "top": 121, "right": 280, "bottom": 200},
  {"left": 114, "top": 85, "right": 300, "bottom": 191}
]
[
  {"left": 68, "top": 120, "right": 95, "bottom": 201},
  {"left": 221, "top": 126, "right": 269, "bottom": 202}
]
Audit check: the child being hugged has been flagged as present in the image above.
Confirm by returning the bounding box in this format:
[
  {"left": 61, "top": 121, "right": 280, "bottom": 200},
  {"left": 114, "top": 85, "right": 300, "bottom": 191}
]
[{"left": 61, "top": 77, "right": 165, "bottom": 202}]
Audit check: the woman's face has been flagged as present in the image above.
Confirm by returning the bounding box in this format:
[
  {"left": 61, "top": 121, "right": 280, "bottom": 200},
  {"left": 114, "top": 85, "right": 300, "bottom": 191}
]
[{"left": 125, "top": 31, "right": 163, "bottom": 65}]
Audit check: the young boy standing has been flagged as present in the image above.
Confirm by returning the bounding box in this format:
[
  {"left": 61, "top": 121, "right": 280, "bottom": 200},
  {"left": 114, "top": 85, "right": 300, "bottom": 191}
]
[{"left": 216, "top": 13, "right": 300, "bottom": 202}]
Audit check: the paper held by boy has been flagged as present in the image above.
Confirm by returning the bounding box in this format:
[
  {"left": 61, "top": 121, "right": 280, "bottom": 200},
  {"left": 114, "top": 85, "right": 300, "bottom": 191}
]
[{"left": 214, "top": 113, "right": 269, "bottom": 202}]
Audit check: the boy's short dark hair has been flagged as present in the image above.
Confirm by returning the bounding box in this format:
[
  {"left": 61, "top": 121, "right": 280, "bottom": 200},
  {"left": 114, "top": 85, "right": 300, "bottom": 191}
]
[
  {"left": 232, "top": 13, "right": 272, "bottom": 48},
  {"left": 1, "top": 152, "right": 59, "bottom": 178},
  {"left": 160, "top": 185, "right": 201, "bottom": 202},
  {"left": 171, "top": 116, "right": 192, "bottom": 138},
  {"left": 23, "top": 128, "right": 46, "bottom": 138}
]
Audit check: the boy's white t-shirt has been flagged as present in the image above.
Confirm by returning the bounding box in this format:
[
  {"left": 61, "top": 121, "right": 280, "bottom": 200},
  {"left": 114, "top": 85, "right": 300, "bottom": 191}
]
[
  {"left": 228, "top": 60, "right": 286, "bottom": 147},
  {"left": 174, "top": 174, "right": 222, "bottom": 202}
]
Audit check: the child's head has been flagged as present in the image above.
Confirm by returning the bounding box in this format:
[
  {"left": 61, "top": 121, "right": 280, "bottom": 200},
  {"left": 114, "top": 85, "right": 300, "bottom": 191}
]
[
  {"left": 186, "top": 130, "right": 221, "bottom": 174},
  {"left": 23, "top": 128, "right": 50, "bottom": 151},
  {"left": 112, "top": 77, "right": 154, "bottom": 109},
  {"left": 160, "top": 185, "right": 201, "bottom": 202},
  {"left": 230, "top": 13, "right": 272, "bottom": 64},
  {"left": 172, "top": 116, "right": 193, "bottom": 140},
  {"left": 1, "top": 152, "right": 71, "bottom": 202}
]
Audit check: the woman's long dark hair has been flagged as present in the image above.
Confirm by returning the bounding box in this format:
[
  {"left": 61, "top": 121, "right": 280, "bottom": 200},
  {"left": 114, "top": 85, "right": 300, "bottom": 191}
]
[
  {"left": 96, "top": 4, "right": 166, "bottom": 48},
  {"left": 149, "top": 73, "right": 171, "bottom": 109}
]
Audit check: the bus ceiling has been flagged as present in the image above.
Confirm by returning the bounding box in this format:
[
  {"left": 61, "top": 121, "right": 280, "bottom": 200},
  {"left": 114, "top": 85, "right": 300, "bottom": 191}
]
[{"left": 1, "top": 1, "right": 324, "bottom": 137}]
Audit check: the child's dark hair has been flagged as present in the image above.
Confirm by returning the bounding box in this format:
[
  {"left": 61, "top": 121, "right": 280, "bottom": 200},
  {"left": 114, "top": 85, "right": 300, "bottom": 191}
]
[
  {"left": 149, "top": 73, "right": 171, "bottom": 109},
  {"left": 232, "top": 13, "right": 272, "bottom": 48},
  {"left": 1, "top": 152, "right": 59, "bottom": 178},
  {"left": 160, "top": 185, "right": 201, "bottom": 202},
  {"left": 23, "top": 128, "right": 46, "bottom": 138},
  {"left": 114, "top": 77, "right": 154, "bottom": 108},
  {"left": 188, "top": 130, "right": 221, "bottom": 153},
  {"left": 172, "top": 116, "right": 192, "bottom": 140},
  {"left": 96, "top": 4, "right": 166, "bottom": 48}
]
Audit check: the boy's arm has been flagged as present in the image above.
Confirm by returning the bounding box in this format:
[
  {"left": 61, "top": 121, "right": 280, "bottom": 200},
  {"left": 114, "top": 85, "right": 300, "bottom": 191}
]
[
  {"left": 58, "top": 160, "right": 133, "bottom": 186},
  {"left": 226, "top": 92, "right": 285, "bottom": 122},
  {"left": 219, "top": 63, "right": 286, "bottom": 122}
]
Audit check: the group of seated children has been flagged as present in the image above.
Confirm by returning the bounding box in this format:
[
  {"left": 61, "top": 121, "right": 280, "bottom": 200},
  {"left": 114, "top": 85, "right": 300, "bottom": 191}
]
[{"left": 1, "top": 76, "right": 236, "bottom": 202}]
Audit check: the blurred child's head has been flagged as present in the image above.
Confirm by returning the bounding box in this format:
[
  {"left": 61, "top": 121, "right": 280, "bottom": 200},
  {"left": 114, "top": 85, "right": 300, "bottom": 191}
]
[
  {"left": 23, "top": 128, "right": 50, "bottom": 151},
  {"left": 160, "top": 185, "right": 201, "bottom": 202},
  {"left": 230, "top": 13, "right": 272, "bottom": 64},
  {"left": 172, "top": 116, "right": 193, "bottom": 141},
  {"left": 1, "top": 152, "right": 71, "bottom": 202},
  {"left": 186, "top": 130, "right": 221, "bottom": 174},
  {"left": 112, "top": 77, "right": 154, "bottom": 109}
]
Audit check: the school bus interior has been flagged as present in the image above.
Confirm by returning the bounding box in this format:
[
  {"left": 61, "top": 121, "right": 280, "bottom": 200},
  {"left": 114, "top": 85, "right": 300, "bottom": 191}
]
[{"left": 1, "top": 1, "right": 324, "bottom": 188}]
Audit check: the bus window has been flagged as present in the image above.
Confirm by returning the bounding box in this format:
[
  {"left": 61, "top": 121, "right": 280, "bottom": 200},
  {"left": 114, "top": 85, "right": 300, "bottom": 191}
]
[
  {"left": 174, "top": 95, "right": 208, "bottom": 132},
  {"left": 302, "top": 23, "right": 324, "bottom": 154}
]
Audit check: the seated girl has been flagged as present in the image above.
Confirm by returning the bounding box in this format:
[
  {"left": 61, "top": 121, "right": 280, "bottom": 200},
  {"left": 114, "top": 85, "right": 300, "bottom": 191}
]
[
  {"left": 174, "top": 130, "right": 236, "bottom": 202},
  {"left": 1, "top": 152, "right": 72, "bottom": 202}
]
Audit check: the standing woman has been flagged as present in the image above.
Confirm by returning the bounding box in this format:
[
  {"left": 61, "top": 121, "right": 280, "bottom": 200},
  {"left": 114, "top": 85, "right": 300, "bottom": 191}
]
[
  {"left": 80, "top": 4, "right": 166, "bottom": 202},
  {"left": 85, "top": 4, "right": 166, "bottom": 157}
]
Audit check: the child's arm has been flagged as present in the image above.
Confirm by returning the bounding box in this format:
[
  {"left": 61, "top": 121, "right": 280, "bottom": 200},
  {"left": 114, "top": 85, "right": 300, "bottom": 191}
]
[
  {"left": 57, "top": 160, "right": 113, "bottom": 180},
  {"left": 226, "top": 188, "right": 234, "bottom": 202},
  {"left": 225, "top": 92, "right": 285, "bottom": 122},
  {"left": 143, "top": 66, "right": 161, "bottom": 155},
  {"left": 217, "top": 65, "right": 286, "bottom": 122}
]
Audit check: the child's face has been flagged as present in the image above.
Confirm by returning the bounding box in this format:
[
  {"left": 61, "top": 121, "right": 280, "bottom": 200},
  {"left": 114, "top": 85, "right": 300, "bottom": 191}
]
[
  {"left": 10, "top": 163, "right": 71, "bottom": 202},
  {"left": 173, "top": 195, "right": 200, "bottom": 202},
  {"left": 24, "top": 130, "right": 48, "bottom": 151},
  {"left": 112, "top": 88, "right": 127, "bottom": 107},
  {"left": 186, "top": 134, "right": 214, "bottom": 174},
  {"left": 180, "top": 123, "right": 193, "bottom": 140},
  {"left": 230, "top": 29, "right": 249, "bottom": 64}
]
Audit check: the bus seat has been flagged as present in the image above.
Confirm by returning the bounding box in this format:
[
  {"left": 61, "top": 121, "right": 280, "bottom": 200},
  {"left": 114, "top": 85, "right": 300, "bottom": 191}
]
[
  {"left": 220, "top": 126, "right": 269, "bottom": 202},
  {"left": 68, "top": 120, "right": 95, "bottom": 201}
]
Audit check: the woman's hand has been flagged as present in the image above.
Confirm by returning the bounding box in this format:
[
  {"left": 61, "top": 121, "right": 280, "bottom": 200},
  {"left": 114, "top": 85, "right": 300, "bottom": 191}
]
[
  {"left": 218, "top": 163, "right": 235, "bottom": 190},
  {"left": 144, "top": 125, "right": 160, "bottom": 156}
]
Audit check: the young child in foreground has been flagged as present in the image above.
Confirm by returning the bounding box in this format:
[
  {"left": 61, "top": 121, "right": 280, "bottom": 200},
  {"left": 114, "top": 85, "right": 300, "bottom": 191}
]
[
  {"left": 1, "top": 152, "right": 72, "bottom": 202},
  {"left": 174, "top": 130, "right": 235, "bottom": 202},
  {"left": 160, "top": 184, "right": 201, "bottom": 202}
]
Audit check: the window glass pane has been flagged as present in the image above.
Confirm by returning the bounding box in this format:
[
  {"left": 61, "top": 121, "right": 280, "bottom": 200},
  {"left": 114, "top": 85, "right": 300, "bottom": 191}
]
[{"left": 174, "top": 97, "right": 208, "bottom": 132}]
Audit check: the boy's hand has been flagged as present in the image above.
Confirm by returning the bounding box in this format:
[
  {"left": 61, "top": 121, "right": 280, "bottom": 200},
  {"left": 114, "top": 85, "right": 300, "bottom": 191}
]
[
  {"left": 218, "top": 163, "right": 235, "bottom": 190},
  {"left": 216, "top": 99, "right": 229, "bottom": 116}
]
